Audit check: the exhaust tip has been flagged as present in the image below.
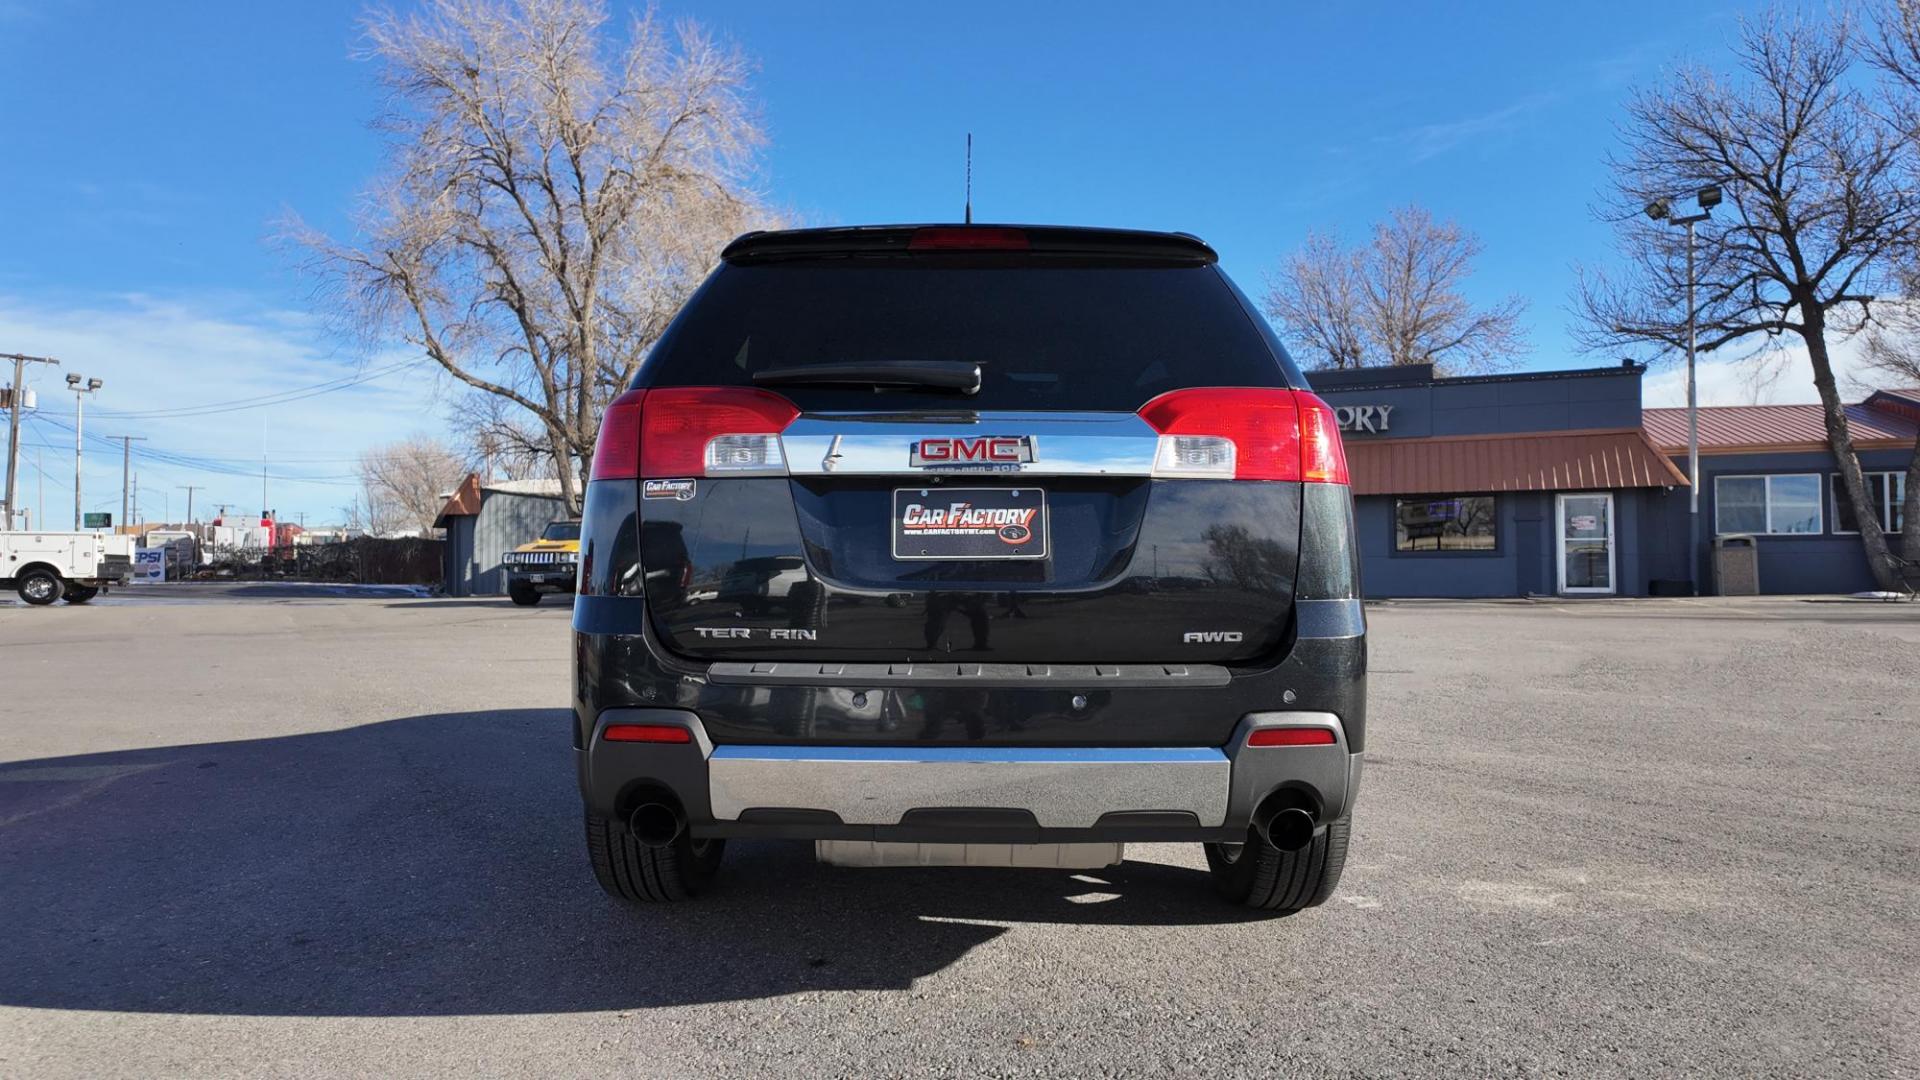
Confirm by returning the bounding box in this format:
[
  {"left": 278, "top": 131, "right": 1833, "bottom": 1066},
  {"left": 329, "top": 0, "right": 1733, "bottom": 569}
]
[
  {"left": 629, "top": 802, "right": 684, "bottom": 848},
  {"left": 1259, "top": 806, "right": 1317, "bottom": 852}
]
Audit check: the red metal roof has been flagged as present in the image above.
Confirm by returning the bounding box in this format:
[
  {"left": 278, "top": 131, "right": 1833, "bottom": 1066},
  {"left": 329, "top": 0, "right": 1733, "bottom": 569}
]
[
  {"left": 1345, "top": 428, "right": 1688, "bottom": 497},
  {"left": 1866, "top": 389, "right": 1920, "bottom": 425},
  {"left": 1642, "top": 401, "right": 1919, "bottom": 453},
  {"left": 432, "top": 473, "right": 483, "bottom": 528}
]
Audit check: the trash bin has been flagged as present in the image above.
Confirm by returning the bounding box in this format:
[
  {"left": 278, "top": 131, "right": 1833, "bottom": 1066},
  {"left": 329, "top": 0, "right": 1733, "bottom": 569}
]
[{"left": 1714, "top": 534, "right": 1759, "bottom": 596}]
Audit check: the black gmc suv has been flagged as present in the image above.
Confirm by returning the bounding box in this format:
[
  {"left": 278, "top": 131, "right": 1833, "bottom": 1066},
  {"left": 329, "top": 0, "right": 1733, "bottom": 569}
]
[{"left": 572, "top": 224, "right": 1366, "bottom": 913}]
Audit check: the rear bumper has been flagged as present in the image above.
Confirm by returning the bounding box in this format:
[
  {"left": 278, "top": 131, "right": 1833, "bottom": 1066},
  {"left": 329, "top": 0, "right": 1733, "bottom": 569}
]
[
  {"left": 95, "top": 557, "right": 134, "bottom": 584},
  {"left": 578, "top": 708, "right": 1362, "bottom": 844}
]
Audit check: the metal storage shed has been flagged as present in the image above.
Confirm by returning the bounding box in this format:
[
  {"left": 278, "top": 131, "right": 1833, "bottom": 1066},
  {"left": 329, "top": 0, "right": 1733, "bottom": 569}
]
[{"left": 433, "top": 475, "right": 568, "bottom": 596}]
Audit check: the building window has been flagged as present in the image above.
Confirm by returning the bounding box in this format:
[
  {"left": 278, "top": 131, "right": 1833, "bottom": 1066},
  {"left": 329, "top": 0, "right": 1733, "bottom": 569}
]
[
  {"left": 1714, "top": 474, "right": 1822, "bottom": 535},
  {"left": 1831, "top": 472, "right": 1906, "bottom": 535},
  {"left": 1395, "top": 495, "right": 1497, "bottom": 551}
]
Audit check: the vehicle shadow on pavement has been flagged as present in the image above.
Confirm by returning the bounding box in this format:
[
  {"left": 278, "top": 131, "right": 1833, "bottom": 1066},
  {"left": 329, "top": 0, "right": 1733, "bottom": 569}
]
[{"left": 0, "top": 709, "right": 1266, "bottom": 1017}]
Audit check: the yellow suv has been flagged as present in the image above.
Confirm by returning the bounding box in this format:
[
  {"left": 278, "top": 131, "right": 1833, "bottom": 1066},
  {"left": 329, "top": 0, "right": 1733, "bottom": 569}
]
[{"left": 504, "top": 520, "right": 581, "bottom": 606}]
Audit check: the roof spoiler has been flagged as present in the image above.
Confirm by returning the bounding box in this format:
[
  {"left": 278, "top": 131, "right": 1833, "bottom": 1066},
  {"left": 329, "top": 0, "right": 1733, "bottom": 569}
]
[{"left": 722, "top": 224, "right": 1218, "bottom": 265}]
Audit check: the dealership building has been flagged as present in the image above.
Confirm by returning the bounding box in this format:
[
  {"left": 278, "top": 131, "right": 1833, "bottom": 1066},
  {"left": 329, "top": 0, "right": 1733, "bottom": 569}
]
[{"left": 1308, "top": 363, "right": 1916, "bottom": 598}]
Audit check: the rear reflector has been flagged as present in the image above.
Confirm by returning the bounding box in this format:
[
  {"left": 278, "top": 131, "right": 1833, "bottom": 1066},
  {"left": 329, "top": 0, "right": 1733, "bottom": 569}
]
[
  {"left": 591, "top": 388, "right": 648, "bottom": 481},
  {"left": 908, "top": 226, "right": 1030, "bottom": 251},
  {"left": 639, "top": 386, "right": 800, "bottom": 478},
  {"left": 1246, "top": 727, "right": 1337, "bottom": 747},
  {"left": 1138, "top": 387, "right": 1349, "bottom": 484},
  {"left": 603, "top": 723, "right": 693, "bottom": 744}
]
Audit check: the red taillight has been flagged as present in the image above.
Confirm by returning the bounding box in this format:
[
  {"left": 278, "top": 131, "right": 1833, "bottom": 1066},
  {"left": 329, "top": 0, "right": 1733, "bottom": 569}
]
[
  {"left": 1246, "top": 727, "right": 1337, "bottom": 747},
  {"left": 908, "top": 226, "right": 1030, "bottom": 251},
  {"left": 637, "top": 386, "right": 799, "bottom": 478},
  {"left": 1295, "top": 393, "right": 1349, "bottom": 484},
  {"left": 1136, "top": 387, "right": 1349, "bottom": 484},
  {"left": 602, "top": 723, "right": 693, "bottom": 744},
  {"left": 592, "top": 388, "right": 648, "bottom": 481}
]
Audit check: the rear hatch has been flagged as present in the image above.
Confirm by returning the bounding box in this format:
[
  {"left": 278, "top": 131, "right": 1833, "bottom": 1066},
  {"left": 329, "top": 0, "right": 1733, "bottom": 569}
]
[{"left": 617, "top": 225, "right": 1340, "bottom": 666}]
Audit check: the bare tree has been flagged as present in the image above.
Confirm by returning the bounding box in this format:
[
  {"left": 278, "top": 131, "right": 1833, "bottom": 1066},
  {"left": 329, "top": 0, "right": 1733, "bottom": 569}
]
[
  {"left": 1263, "top": 232, "right": 1369, "bottom": 370},
  {"left": 1575, "top": 10, "right": 1920, "bottom": 591},
  {"left": 293, "top": 0, "right": 773, "bottom": 514},
  {"left": 454, "top": 392, "right": 557, "bottom": 481},
  {"left": 1361, "top": 206, "right": 1528, "bottom": 372},
  {"left": 1864, "top": 1, "right": 1920, "bottom": 559},
  {"left": 1267, "top": 207, "right": 1526, "bottom": 373},
  {"left": 1860, "top": 264, "right": 1920, "bottom": 555},
  {"left": 357, "top": 437, "right": 467, "bottom": 536},
  {"left": 339, "top": 494, "right": 392, "bottom": 538}
]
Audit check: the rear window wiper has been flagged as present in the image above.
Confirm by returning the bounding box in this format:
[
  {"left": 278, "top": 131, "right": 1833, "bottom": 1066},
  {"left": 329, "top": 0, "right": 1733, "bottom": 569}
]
[{"left": 750, "top": 360, "right": 980, "bottom": 395}]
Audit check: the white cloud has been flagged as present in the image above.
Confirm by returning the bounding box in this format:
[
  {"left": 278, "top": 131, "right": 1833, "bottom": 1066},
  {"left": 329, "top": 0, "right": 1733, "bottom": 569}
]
[
  {"left": 0, "top": 294, "right": 459, "bottom": 527},
  {"left": 1641, "top": 335, "right": 1881, "bottom": 409},
  {"left": 1387, "top": 94, "right": 1559, "bottom": 163}
]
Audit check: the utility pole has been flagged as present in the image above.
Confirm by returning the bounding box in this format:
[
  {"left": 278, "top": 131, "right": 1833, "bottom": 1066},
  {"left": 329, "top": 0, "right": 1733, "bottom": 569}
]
[
  {"left": 180, "top": 485, "right": 202, "bottom": 529},
  {"left": 2, "top": 351, "right": 59, "bottom": 531},
  {"left": 112, "top": 435, "right": 147, "bottom": 531}
]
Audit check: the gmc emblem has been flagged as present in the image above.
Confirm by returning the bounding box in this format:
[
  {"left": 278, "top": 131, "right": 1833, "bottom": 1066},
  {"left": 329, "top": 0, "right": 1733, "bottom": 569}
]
[{"left": 910, "top": 435, "right": 1035, "bottom": 468}]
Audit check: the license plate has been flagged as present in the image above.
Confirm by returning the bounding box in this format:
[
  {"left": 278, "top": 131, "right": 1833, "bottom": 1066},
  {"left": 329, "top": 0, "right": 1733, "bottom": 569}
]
[
  {"left": 893, "top": 487, "right": 1047, "bottom": 560},
  {"left": 528, "top": 575, "right": 548, "bottom": 584}
]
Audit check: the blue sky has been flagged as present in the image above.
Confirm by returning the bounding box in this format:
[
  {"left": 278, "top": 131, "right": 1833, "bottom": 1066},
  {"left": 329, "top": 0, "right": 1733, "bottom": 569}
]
[{"left": 0, "top": 0, "right": 1848, "bottom": 524}]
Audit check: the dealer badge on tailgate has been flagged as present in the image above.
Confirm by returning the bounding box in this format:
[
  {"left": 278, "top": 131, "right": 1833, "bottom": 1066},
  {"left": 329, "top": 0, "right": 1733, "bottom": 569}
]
[{"left": 892, "top": 487, "right": 1048, "bottom": 560}]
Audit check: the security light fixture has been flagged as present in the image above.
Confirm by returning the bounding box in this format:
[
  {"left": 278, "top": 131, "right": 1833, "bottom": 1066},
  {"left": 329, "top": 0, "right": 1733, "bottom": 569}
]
[
  {"left": 1697, "top": 185, "right": 1722, "bottom": 210},
  {"left": 1643, "top": 197, "right": 1671, "bottom": 221},
  {"left": 86, "top": 378, "right": 102, "bottom": 391},
  {"left": 65, "top": 373, "right": 81, "bottom": 387}
]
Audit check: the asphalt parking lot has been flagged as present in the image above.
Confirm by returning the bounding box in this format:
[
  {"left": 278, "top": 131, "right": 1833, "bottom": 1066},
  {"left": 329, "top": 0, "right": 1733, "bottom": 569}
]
[{"left": 2, "top": 586, "right": 1916, "bottom": 1077}]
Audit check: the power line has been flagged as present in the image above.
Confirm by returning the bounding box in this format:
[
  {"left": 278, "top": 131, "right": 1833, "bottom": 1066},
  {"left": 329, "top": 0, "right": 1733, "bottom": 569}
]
[
  {"left": 88, "top": 358, "right": 418, "bottom": 420},
  {"left": 25, "top": 413, "right": 361, "bottom": 487}
]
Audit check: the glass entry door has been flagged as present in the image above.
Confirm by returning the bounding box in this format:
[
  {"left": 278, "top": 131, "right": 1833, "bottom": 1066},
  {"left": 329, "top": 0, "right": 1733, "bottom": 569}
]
[{"left": 1556, "top": 492, "right": 1615, "bottom": 595}]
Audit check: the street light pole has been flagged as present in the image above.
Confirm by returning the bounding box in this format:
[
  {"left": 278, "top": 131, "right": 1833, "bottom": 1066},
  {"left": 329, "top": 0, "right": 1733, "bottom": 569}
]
[
  {"left": 1684, "top": 217, "right": 1700, "bottom": 596},
  {"left": 1645, "top": 185, "right": 1720, "bottom": 597},
  {"left": 74, "top": 389, "right": 84, "bottom": 530},
  {"left": 66, "top": 374, "right": 103, "bottom": 530}
]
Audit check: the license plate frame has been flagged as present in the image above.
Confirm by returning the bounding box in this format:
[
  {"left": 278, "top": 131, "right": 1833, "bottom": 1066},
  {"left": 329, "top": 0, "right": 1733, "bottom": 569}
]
[{"left": 892, "top": 487, "right": 1048, "bottom": 561}]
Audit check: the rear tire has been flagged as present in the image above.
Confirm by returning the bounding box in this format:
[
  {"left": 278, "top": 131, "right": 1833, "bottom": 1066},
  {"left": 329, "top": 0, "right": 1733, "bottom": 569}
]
[
  {"left": 63, "top": 585, "right": 100, "bottom": 603},
  {"left": 508, "top": 582, "right": 541, "bottom": 606},
  {"left": 16, "top": 568, "right": 64, "bottom": 606},
  {"left": 1205, "top": 816, "right": 1351, "bottom": 913},
  {"left": 584, "top": 810, "right": 725, "bottom": 902}
]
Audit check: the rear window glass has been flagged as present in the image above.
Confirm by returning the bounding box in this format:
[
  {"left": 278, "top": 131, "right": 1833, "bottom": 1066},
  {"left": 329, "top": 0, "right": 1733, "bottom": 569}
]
[{"left": 640, "top": 261, "right": 1295, "bottom": 411}]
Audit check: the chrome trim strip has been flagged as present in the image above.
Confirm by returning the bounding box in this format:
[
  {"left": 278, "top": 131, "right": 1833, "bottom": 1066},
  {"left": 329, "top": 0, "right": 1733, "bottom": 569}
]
[
  {"left": 711, "top": 746, "right": 1224, "bottom": 764},
  {"left": 703, "top": 661, "right": 1232, "bottom": 688},
  {"left": 707, "top": 745, "right": 1231, "bottom": 827},
  {"left": 782, "top": 411, "right": 1160, "bottom": 476}
]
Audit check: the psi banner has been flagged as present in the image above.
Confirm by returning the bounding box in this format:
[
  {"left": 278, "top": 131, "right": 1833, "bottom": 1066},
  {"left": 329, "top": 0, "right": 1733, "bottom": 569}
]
[{"left": 132, "top": 548, "right": 166, "bottom": 584}]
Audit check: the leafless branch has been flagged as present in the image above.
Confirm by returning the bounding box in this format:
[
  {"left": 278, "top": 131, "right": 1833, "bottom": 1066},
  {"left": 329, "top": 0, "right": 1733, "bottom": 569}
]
[{"left": 290, "top": 0, "right": 778, "bottom": 514}]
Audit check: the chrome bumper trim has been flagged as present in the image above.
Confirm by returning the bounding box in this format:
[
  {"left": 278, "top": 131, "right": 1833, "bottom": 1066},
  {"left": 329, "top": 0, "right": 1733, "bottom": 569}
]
[{"left": 707, "top": 745, "right": 1231, "bottom": 828}]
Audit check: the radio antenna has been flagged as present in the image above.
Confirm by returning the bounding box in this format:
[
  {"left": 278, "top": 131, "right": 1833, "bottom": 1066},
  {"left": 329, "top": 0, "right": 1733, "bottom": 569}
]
[{"left": 964, "top": 132, "right": 972, "bottom": 224}]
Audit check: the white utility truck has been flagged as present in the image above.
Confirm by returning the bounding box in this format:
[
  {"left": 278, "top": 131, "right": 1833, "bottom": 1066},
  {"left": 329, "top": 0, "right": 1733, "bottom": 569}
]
[{"left": 1, "top": 531, "right": 136, "bottom": 604}]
